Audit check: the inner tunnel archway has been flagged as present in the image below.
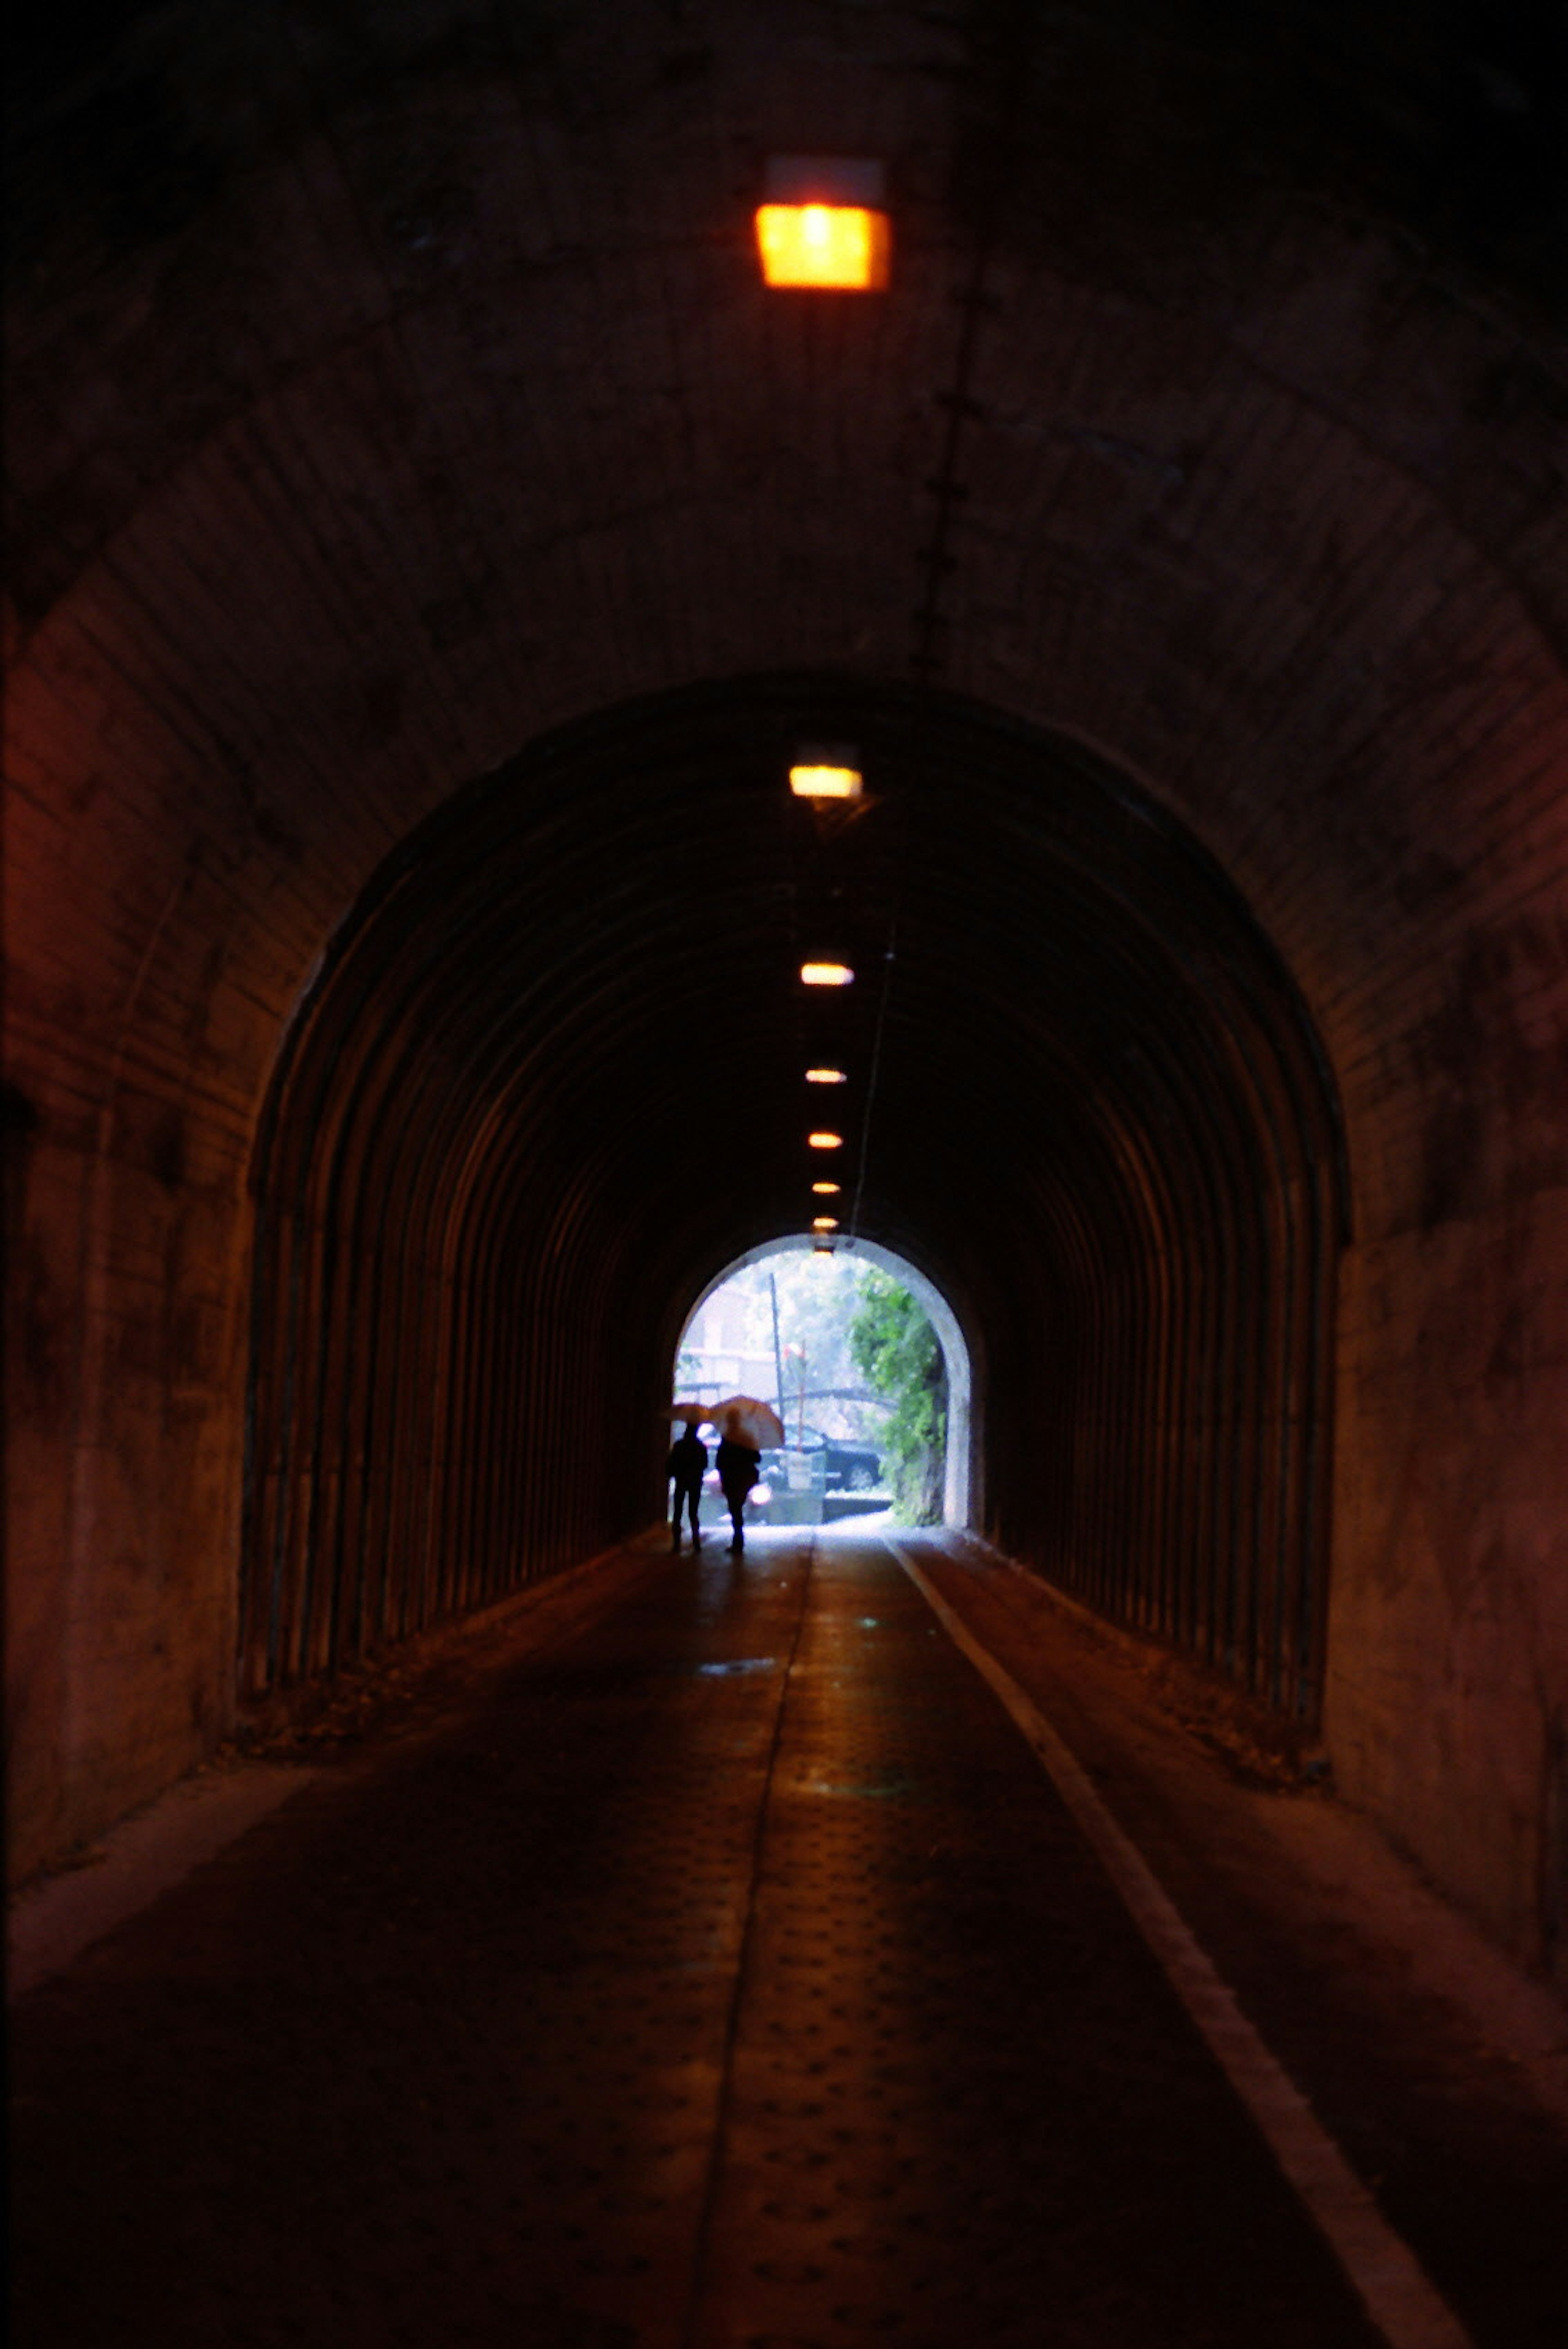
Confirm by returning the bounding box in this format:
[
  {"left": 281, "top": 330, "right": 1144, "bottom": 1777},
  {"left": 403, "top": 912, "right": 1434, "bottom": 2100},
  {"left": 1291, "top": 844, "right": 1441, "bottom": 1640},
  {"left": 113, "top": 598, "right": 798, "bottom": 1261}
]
[
  {"left": 240, "top": 675, "right": 1346, "bottom": 1722},
  {"left": 677, "top": 1237, "right": 980, "bottom": 1532}
]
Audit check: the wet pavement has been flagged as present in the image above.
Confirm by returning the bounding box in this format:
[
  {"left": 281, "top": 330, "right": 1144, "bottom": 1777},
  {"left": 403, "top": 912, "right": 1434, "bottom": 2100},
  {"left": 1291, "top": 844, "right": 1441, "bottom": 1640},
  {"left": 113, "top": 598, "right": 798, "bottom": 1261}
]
[{"left": 8, "top": 1532, "right": 1555, "bottom": 2346}]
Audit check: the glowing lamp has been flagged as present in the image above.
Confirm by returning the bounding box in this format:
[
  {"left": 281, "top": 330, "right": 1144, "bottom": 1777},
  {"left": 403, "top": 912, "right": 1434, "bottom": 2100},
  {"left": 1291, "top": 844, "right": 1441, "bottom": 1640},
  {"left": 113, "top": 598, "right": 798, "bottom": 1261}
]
[
  {"left": 811, "top": 1181, "right": 842, "bottom": 1195},
  {"left": 757, "top": 158, "right": 889, "bottom": 290},
  {"left": 808, "top": 1131, "right": 843, "bottom": 1151},
  {"left": 755, "top": 204, "right": 888, "bottom": 289},
  {"left": 812, "top": 1217, "right": 840, "bottom": 1232},
  {"left": 806, "top": 1067, "right": 847, "bottom": 1084},
  {"left": 789, "top": 761, "right": 864, "bottom": 800},
  {"left": 801, "top": 961, "right": 854, "bottom": 987},
  {"left": 790, "top": 743, "right": 863, "bottom": 801}
]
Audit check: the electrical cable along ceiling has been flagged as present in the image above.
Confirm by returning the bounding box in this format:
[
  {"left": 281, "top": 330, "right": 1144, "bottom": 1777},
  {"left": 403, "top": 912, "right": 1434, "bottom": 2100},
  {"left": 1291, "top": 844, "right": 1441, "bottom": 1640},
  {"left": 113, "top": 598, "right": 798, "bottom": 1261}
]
[{"left": 242, "top": 677, "right": 1345, "bottom": 1721}]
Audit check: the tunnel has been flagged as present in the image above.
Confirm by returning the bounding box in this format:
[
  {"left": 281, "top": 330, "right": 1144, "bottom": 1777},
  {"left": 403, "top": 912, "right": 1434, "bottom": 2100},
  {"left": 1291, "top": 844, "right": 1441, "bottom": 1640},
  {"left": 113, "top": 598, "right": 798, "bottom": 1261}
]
[
  {"left": 240, "top": 679, "right": 1343, "bottom": 1715},
  {"left": 6, "top": 0, "right": 1567, "bottom": 2024},
  {"left": 8, "top": 5, "right": 1568, "bottom": 2338}
]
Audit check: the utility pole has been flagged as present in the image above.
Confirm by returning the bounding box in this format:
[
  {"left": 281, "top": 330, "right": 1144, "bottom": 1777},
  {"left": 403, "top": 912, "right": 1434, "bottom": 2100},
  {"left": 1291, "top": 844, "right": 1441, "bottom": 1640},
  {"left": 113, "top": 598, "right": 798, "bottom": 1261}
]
[{"left": 768, "top": 1271, "right": 786, "bottom": 1432}]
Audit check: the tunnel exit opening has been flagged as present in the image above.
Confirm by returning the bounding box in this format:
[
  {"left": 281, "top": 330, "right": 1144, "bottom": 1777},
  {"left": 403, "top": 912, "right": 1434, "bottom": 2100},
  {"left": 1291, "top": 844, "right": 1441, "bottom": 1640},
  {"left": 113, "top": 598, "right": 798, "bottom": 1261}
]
[{"left": 676, "top": 1239, "right": 978, "bottom": 1531}]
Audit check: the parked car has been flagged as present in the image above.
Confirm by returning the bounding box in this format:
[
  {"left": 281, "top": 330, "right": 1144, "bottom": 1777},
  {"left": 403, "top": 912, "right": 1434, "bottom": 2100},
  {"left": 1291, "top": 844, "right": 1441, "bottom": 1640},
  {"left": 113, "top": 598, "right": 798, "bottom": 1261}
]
[{"left": 765, "top": 1425, "right": 881, "bottom": 1492}]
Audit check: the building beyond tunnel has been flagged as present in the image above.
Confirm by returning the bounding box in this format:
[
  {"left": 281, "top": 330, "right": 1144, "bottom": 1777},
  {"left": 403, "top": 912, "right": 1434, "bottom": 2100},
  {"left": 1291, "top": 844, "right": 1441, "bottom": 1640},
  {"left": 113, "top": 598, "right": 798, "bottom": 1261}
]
[{"left": 4, "top": 1, "right": 1566, "bottom": 1992}]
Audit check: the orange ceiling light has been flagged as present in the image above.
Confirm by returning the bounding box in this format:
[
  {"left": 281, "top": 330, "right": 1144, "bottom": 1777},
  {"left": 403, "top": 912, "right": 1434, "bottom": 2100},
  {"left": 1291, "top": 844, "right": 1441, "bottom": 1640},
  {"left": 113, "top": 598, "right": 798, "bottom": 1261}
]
[
  {"left": 811, "top": 1180, "right": 842, "bottom": 1195},
  {"left": 808, "top": 1131, "right": 844, "bottom": 1150},
  {"left": 812, "top": 1217, "right": 840, "bottom": 1232},
  {"left": 806, "top": 1067, "right": 847, "bottom": 1084},
  {"left": 757, "top": 205, "right": 889, "bottom": 289},
  {"left": 789, "top": 760, "right": 863, "bottom": 800},
  {"left": 756, "top": 158, "right": 889, "bottom": 291},
  {"left": 801, "top": 961, "right": 854, "bottom": 987}
]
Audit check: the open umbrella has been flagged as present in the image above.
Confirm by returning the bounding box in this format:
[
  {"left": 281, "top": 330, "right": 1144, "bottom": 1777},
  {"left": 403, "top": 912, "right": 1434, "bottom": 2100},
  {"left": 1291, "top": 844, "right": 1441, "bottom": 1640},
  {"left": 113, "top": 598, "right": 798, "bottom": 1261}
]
[
  {"left": 710, "top": 1394, "right": 785, "bottom": 1450},
  {"left": 666, "top": 1400, "right": 713, "bottom": 1426}
]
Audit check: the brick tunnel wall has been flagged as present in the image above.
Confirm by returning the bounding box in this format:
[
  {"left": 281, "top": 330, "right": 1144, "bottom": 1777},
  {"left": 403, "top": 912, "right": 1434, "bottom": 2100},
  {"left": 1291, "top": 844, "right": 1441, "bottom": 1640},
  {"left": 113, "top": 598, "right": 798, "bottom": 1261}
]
[
  {"left": 236, "top": 796, "right": 668, "bottom": 1699},
  {"left": 5, "top": 2, "right": 1566, "bottom": 1981}
]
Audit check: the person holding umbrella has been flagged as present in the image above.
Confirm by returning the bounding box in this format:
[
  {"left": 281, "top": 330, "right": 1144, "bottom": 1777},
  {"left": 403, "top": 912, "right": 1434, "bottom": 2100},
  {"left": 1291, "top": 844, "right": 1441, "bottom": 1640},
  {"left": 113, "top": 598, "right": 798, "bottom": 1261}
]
[
  {"left": 667, "top": 1408, "right": 708, "bottom": 1551},
  {"left": 709, "top": 1396, "right": 782, "bottom": 1554},
  {"left": 715, "top": 1433, "right": 760, "bottom": 1553}
]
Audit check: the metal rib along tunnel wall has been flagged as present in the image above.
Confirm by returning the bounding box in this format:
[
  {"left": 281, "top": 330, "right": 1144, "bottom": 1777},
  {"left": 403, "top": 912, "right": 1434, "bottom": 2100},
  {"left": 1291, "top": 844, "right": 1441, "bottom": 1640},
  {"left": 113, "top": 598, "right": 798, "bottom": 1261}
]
[{"left": 241, "top": 677, "right": 1346, "bottom": 1719}]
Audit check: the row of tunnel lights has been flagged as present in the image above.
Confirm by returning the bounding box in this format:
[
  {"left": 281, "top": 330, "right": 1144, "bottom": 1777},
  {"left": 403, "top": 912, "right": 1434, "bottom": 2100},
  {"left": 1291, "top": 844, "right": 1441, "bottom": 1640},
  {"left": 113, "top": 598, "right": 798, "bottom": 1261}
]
[
  {"left": 759, "top": 160, "right": 889, "bottom": 1243},
  {"left": 791, "top": 754, "right": 866, "bottom": 1247}
]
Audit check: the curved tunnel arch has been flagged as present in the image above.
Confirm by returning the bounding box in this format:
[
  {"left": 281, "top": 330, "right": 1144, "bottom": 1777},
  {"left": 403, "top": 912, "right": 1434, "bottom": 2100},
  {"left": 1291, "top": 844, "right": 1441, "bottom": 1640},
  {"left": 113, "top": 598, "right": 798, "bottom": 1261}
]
[
  {"left": 679, "top": 1235, "right": 981, "bottom": 1532},
  {"left": 241, "top": 674, "right": 1347, "bottom": 1718}
]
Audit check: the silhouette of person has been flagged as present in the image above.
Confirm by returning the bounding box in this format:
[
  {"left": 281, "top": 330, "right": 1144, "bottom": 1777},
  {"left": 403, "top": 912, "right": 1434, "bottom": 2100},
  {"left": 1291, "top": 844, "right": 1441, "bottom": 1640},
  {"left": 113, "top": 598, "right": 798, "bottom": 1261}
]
[
  {"left": 668, "top": 1424, "right": 708, "bottom": 1551},
  {"left": 715, "top": 1436, "right": 761, "bottom": 1553}
]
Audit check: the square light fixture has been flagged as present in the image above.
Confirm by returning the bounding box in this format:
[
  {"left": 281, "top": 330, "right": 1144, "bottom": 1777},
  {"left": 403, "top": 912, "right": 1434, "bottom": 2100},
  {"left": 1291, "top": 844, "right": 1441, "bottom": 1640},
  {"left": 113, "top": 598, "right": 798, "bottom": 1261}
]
[
  {"left": 789, "top": 751, "right": 863, "bottom": 801},
  {"left": 811, "top": 1180, "right": 842, "bottom": 1195},
  {"left": 806, "top": 1067, "right": 848, "bottom": 1084},
  {"left": 800, "top": 961, "right": 854, "bottom": 987},
  {"left": 756, "top": 156, "right": 890, "bottom": 290},
  {"left": 808, "top": 1131, "right": 844, "bottom": 1150}
]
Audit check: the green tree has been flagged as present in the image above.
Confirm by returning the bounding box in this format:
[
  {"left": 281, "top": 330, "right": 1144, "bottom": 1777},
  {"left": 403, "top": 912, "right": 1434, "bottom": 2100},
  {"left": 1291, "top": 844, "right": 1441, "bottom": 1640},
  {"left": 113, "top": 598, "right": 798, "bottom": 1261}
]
[{"left": 848, "top": 1269, "right": 946, "bottom": 1523}]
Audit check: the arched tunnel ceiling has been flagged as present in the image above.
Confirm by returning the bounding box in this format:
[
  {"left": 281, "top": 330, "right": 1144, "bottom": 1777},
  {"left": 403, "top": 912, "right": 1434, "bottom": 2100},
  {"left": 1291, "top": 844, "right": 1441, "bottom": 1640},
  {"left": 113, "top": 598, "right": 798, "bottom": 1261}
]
[
  {"left": 7, "top": 2, "right": 1566, "bottom": 651},
  {"left": 6, "top": 0, "right": 1564, "bottom": 1212},
  {"left": 264, "top": 675, "right": 1345, "bottom": 1352}
]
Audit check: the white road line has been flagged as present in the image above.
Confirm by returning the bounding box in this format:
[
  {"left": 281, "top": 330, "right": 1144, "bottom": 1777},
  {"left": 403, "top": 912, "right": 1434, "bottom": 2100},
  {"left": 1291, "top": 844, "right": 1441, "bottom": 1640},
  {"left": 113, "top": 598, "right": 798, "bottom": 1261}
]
[{"left": 888, "top": 1541, "right": 1477, "bottom": 2349}]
